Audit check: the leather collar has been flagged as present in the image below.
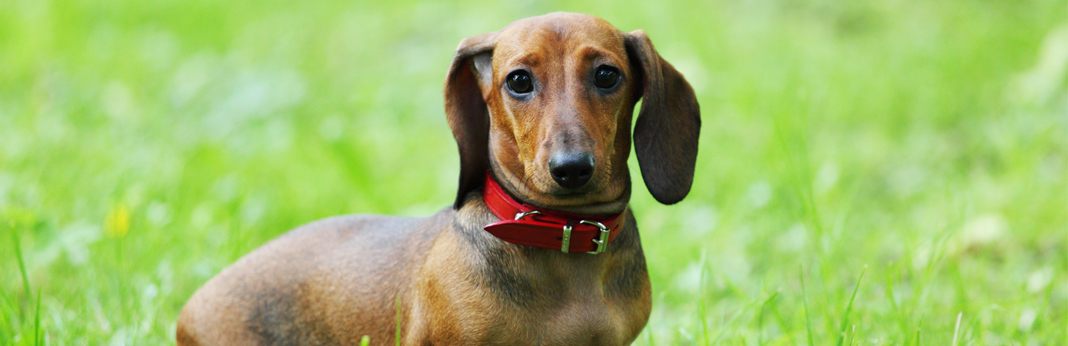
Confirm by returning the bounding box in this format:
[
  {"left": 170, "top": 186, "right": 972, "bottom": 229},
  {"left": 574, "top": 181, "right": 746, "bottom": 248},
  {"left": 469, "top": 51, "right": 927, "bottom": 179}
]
[{"left": 481, "top": 172, "right": 626, "bottom": 254}]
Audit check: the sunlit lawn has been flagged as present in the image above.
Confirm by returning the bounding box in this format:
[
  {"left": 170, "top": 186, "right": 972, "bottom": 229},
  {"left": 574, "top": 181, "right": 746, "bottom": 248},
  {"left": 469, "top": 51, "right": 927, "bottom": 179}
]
[{"left": 1, "top": 0, "right": 1065, "bottom": 344}]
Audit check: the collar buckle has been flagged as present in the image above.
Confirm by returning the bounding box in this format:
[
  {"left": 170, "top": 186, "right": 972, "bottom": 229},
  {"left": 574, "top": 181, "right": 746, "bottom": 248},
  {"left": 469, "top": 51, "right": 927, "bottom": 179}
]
[
  {"left": 580, "top": 220, "right": 610, "bottom": 254},
  {"left": 514, "top": 210, "right": 542, "bottom": 220}
]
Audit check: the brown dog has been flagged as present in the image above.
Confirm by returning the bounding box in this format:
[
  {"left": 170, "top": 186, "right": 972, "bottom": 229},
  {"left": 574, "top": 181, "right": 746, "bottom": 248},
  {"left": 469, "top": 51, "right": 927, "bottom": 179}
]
[{"left": 177, "top": 12, "right": 699, "bottom": 345}]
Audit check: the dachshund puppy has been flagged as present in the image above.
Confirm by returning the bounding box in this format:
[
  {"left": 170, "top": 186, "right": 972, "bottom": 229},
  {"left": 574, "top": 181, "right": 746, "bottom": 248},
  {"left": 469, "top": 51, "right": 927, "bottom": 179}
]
[{"left": 178, "top": 12, "right": 699, "bottom": 346}]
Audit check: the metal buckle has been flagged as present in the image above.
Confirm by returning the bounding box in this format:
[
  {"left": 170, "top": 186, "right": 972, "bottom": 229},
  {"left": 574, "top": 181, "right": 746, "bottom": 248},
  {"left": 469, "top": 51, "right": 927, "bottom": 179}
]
[
  {"left": 580, "top": 220, "right": 610, "bottom": 254},
  {"left": 515, "top": 211, "right": 607, "bottom": 255},
  {"left": 514, "top": 210, "right": 541, "bottom": 220}
]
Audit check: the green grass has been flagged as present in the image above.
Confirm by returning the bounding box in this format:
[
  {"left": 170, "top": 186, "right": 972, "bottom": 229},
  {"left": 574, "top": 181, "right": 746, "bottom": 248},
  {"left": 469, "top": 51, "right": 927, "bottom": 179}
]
[{"left": 1, "top": 0, "right": 1066, "bottom": 344}]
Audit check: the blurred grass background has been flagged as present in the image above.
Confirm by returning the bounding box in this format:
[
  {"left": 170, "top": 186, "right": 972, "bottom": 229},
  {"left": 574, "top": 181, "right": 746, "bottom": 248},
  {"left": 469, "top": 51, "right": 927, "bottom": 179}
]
[{"left": 1, "top": 0, "right": 1066, "bottom": 344}]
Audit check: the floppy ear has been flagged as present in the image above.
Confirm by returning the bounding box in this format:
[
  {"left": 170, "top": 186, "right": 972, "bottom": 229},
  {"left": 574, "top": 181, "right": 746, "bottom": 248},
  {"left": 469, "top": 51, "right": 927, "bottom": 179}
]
[
  {"left": 624, "top": 30, "right": 701, "bottom": 205},
  {"left": 445, "top": 32, "right": 497, "bottom": 209}
]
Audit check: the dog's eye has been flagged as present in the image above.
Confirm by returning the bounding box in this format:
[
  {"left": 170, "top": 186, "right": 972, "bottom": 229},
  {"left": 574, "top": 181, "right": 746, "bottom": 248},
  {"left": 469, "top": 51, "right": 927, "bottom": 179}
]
[
  {"left": 506, "top": 71, "right": 533, "bottom": 94},
  {"left": 594, "top": 66, "right": 620, "bottom": 89}
]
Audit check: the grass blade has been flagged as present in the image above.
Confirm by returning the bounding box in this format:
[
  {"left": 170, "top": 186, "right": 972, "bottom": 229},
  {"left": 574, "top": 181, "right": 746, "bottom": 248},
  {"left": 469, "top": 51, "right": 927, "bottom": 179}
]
[
  {"left": 884, "top": 262, "right": 909, "bottom": 337},
  {"left": 13, "top": 231, "right": 33, "bottom": 302},
  {"left": 710, "top": 302, "right": 756, "bottom": 344},
  {"left": 951, "top": 312, "right": 962, "bottom": 346},
  {"left": 757, "top": 290, "right": 780, "bottom": 346},
  {"left": 395, "top": 295, "right": 402, "bottom": 346},
  {"left": 800, "top": 266, "right": 815, "bottom": 346},
  {"left": 34, "top": 289, "right": 41, "bottom": 346},
  {"left": 697, "top": 255, "right": 709, "bottom": 346},
  {"left": 0, "top": 285, "right": 12, "bottom": 343},
  {"left": 836, "top": 266, "right": 866, "bottom": 346}
]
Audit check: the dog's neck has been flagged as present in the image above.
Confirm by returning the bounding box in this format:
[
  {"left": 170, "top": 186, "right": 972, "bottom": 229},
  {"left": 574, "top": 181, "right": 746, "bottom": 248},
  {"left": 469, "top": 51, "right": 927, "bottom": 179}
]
[
  {"left": 487, "top": 161, "right": 632, "bottom": 217},
  {"left": 453, "top": 187, "right": 640, "bottom": 256}
]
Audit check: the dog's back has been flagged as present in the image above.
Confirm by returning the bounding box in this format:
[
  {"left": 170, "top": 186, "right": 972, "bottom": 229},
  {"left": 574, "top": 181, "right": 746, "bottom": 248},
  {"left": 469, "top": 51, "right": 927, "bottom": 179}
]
[{"left": 177, "top": 211, "right": 451, "bottom": 345}]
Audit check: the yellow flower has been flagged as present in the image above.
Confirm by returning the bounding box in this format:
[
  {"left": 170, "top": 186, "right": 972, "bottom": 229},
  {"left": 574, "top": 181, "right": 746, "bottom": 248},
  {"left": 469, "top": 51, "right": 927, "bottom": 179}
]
[{"left": 105, "top": 204, "right": 130, "bottom": 238}]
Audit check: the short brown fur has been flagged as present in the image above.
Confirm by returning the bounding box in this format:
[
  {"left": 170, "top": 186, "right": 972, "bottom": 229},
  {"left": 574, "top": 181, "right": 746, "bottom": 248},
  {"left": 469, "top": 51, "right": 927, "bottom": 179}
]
[{"left": 178, "top": 12, "right": 699, "bottom": 346}]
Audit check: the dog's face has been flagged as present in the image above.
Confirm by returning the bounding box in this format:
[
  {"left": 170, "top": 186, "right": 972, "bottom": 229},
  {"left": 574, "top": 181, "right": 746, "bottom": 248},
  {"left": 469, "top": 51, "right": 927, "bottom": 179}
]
[
  {"left": 446, "top": 12, "right": 700, "bottom": 212},
  {"left": 482, "top": 15, "right": 637, "bottom": 209}
]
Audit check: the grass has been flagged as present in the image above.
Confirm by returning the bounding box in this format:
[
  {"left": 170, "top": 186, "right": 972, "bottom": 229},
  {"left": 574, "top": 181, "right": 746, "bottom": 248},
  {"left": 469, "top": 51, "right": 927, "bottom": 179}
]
[{"left": 1, "top": 0, "right": 1066, "bottom": 344}]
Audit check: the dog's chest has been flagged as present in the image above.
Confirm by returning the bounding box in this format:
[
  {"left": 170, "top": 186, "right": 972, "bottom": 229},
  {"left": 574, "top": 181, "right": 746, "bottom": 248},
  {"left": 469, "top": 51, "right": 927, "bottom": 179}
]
[
  {"left": 459, "top": 289, "right": 632, "bottom": 346},
  {"left": 457, "top": 259, "right": 645, "bottom": 345},
  {"left": 410, "top": 222, "right": 650, "bottom": 345},
  {"left": 412, "top": 279, "right": 640, "bottom": 345}
]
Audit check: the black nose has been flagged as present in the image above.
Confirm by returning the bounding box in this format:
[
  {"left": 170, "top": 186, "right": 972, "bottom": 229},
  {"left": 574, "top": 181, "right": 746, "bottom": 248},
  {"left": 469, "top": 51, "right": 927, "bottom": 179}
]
[{"left": 549, "top": 152, "right": 595, "bottom": 189}]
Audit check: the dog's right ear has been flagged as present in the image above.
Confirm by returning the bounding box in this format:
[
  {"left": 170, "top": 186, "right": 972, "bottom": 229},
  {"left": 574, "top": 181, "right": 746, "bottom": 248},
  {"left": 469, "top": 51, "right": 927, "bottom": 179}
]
[
  {"left": 625, "top": 30, "right": 701, "bottom": 205},
  {"left": 445, "top": 32, "right": 497, "bottom": 209}
]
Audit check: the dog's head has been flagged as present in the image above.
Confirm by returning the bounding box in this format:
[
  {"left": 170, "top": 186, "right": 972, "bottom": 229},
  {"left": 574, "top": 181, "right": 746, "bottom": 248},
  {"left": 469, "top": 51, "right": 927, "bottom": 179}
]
[{"left": 445, "top": 12, "right": 700, "bottom": 213}]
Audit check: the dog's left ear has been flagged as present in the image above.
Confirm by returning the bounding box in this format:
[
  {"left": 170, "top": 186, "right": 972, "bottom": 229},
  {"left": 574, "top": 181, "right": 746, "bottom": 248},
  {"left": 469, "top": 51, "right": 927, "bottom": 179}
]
[
  {"left": 625, "top": 30, "right": 701, "bottom": 205},
  {"left": 445, "top": 32, "right": 497, "bottom": 209}
]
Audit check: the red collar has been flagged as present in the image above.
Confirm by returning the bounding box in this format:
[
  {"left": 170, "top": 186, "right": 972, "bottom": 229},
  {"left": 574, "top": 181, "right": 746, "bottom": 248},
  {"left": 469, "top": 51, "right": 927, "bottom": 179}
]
[{"left": 481, "top": 172, "right": 626, "bottom": 254}]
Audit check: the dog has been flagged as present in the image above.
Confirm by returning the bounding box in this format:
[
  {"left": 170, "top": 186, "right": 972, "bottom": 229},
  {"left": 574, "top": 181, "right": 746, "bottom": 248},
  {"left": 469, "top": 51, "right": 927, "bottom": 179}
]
[{"left": 177, "top": 12, "right": 699, "bottom": 345}]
